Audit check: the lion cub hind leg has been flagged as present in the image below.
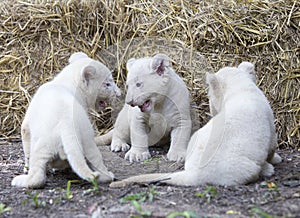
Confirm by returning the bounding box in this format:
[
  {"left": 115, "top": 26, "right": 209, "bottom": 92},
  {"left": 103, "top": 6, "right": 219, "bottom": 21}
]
[
  {"left": 95, "top": 130, "right": 113, "bottom": 146},
  {"left": 226, "top": 157, "right": 261, "bottom": 185},
  {"left": 21, "top": 122, "right": 30, "bottom": 173},
  {"left": 12, "top": 141, "right": 51, "bottom": 188}
]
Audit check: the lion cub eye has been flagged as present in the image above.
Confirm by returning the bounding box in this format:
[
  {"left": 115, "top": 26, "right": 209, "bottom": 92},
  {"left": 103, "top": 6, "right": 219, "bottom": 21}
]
[
  {"left": 136, "top": 82, "right": 142, "bottom": 87},
  {"left": 105, "top": 83, "right": 111, "bottom": 87}
]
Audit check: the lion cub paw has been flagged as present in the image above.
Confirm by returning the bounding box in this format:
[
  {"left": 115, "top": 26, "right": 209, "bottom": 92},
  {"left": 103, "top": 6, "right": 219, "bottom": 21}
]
[
  {"left": 167, "top": 149, "right": 186, "bottom": 162},
  {"left": 11, "top": 175, "right": 45, "bottom": 188},
  {"left": 11, "top": 175, "right": 29, "bottom": 188},
  {"left": 111, "top": 140, "right": 130, "bottom": 152},
  {"left": 125, "top": 149, "right": 151, "bottom": 162}
]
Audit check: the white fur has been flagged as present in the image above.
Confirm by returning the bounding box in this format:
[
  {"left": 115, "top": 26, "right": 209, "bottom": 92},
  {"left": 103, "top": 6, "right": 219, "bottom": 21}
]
[
  {"left": 109, "top": 62, "right": 282, "bottom": 187},
  {"left": 95, "top": 54, "right": 192, "bottom": 162},
  {"left": 12, "top": 52, "right": 121, "bottom": 188},
  {"left": 68, "top": 52, "right": 88, "bottom": 63}
]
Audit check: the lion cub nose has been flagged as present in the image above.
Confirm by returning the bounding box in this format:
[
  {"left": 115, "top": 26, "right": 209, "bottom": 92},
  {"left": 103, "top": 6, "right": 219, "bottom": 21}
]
[{"left": 126, "top": 99, "right": 135, "bottom": 107}]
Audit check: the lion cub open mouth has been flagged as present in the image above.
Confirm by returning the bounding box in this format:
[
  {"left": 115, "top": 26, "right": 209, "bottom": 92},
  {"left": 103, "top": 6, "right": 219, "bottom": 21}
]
[
  {"left": 139, "top": 99, "right": 152, "bottom": 112},
  {"left": 97, "top": 100, "right": 107, "bottom": 111}
]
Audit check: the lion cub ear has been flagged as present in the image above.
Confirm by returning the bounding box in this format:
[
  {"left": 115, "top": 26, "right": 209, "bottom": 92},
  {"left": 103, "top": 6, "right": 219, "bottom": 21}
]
[
  {"left": 151, "top": 53, "right": 170, "bottom": 76},
  {"left": 69, "top": 52, "right": 89, "bottom": 64},
  {"left": 126, "top": 58, "right": 136, "bottom": 71},
  {"left": 206, "top": 73, "right": 221, "bottom": 97},
  {"left": 238, "top": 61, "right": 256, "bottom": 81},
  {"left": 81, "top": 65, "right": 96, "bottom": 86}
]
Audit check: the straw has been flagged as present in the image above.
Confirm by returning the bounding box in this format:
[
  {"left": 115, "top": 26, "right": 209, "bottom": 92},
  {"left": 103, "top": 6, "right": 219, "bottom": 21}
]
[{"left": 0, "top": 0, "right": 299, "bottom": 148}]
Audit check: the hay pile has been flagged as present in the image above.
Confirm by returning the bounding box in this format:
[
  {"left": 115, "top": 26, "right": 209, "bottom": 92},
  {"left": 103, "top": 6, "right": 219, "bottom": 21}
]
[{"left": 0, "top": 0, "right": 299, "bottom": 148}]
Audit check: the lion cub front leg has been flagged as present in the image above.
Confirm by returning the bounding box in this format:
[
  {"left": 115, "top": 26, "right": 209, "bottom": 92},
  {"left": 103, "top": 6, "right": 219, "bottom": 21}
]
[
  {"left": 111, "top": 131, "right": 130, "bottom": 152},
  {"left": 110, "top": 108, "right": 131, "bottom": 152},
  {"left": 125, "top": 116, "right": 151, "bottom": 162},
  {"left": 167, "top": 120, "right": 191, "bottom": 162}
]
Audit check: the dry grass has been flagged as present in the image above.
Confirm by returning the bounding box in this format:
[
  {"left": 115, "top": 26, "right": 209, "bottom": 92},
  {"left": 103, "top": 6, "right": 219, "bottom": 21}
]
[{"left": 0, "top": 0, "right": 299, "bottom": 148}]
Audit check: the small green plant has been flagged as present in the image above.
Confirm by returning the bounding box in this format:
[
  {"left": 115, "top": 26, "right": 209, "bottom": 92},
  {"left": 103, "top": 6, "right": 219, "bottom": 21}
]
[
  {"left": 84, "top": 176, "right": 100, "bottom": 195},
  {"left": 167, "top": 210, "right": 200, "bottom": 218},
  {"left": 130, "top": 200, "right": 152, "bottom": 217},
  {"left": 65, "top": 180, "right": 79, "bottom": 200},
  {"left": 195, "top": 186, "right": 218, "bottom": 203},
  {"left": 24, "top": 191, "right": 46, "bottom": 207},
  {"left": 120, "top": 185, "right": 158, "bottom": 217},
  {"left": 0, "top": 203, "right": 12, "bottom": 214},
  {"left": 90, "top": 176, "right": 99, "bottom": 191},
  {"left": 29, "top": 192, "right": 40, "bottom": 207},
  {"left": 250, "top": 207, "right": 276, "bottom": 218},
  {"left": 119, "top": 185, "right": 158, "bottom": 203}
]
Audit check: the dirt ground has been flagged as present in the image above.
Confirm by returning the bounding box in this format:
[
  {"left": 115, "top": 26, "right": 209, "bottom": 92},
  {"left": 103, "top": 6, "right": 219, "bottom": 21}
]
[{"left": 0, "top": 140, "right": 299, "bottom": 218}]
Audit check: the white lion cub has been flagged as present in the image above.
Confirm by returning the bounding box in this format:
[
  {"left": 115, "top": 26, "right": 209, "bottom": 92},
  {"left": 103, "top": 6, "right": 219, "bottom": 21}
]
[
  {"left": 12, "top": 52, "right": 121, "bottom": 188},
  {"left": 110, "top": 62, "right": 282, "bottom": 187},
  {"left": 96, "top": 54, "right": 192, "bottom": 162}
]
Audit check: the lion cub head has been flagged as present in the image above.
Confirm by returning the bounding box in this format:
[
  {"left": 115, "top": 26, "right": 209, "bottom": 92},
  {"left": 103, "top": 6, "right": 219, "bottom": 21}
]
[
  {"left": 68, "top": 52, "right": 121, "bottom": 111},
  {"left": 206, "top": 61, "right": 256, "bottom": 116},
  {"left": 125, "top": 53, "right": 171, "bottom": 113}
]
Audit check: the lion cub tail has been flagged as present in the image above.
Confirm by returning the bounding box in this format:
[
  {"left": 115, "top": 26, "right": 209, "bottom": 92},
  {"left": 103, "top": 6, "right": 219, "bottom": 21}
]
[
  {"left": 95, "top": 130, "right": 113, "bottom": 146},
  {"left": 109, "top": 170, "right": 197, "bottom": 188}
]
